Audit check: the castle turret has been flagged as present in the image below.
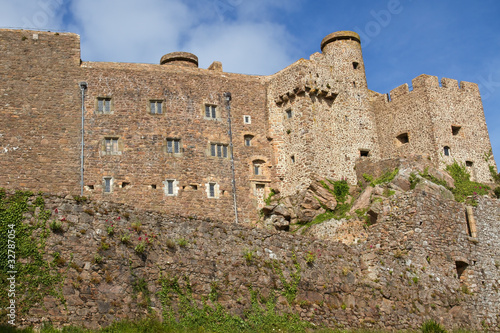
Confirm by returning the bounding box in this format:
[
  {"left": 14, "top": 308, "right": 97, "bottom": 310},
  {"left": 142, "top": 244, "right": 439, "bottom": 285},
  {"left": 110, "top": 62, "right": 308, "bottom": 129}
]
[
  {"left": 160, "top": 52, "right": 198, "bottom": 68},
  {"left": 321, "top": 31, "right": 367, "bottom": 89}
]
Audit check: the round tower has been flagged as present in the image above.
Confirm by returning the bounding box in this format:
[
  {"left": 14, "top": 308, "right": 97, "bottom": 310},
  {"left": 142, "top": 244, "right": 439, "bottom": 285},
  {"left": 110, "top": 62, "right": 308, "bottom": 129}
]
[
  {"left": 320, "top": 31, "right": 367, "bottom": 88},
  {"left": 160, "top": 52, "right": 198, "bottom": 68}
]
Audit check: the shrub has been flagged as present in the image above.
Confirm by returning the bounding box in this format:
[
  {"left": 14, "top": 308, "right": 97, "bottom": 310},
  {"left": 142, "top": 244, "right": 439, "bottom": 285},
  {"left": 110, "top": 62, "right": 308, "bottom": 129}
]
[
  {"left": 49, "top": 220, "right": 63, "bottom": 232},
  {"left": 495, "top": 186, "right": 500, "bottom": 199},
  {"left": 120, "top": 233, "right": 131, "bottom": 244},
  {"left": 94, "top": 254, "right": 103, "bottom": 264},
  {"left": 243, "top": 249, "right": 255, "bottom": 264},
  {"left": 421, "top": 319, "right": 447, "bottom": 333},
  {"left": 305, "top": 251, "right": 316, "bottom": 265},
  {"left": 446, "top": 162, "right": 489, "bottom": 202},
  {"left": 332, "top": 179, "right": 349, "bottom": 203},
  {"left": 176, "top": 238, "right": 188, "bottom": 248},
  {"left": 135, "top": 241, "right": 146, "bottom": 254}
]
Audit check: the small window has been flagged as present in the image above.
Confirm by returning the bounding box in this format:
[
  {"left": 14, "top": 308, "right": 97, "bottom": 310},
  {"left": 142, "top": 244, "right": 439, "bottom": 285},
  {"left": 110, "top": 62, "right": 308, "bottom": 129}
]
[
  {"left": 121, "top": 182, "right": 129, "bottom": 188},
  {"left": 452, "top": 125, "right": 461, "bottom": 136},
  {"left": 166, "top": 138, "right": 181, "bottom": 154},
  {"left": 286, "top": 109, "right": 293, "bottom": 119},
  {"left": 455, "top": 261, "right": 469, "bottom": 279},
  {"left": 103, "top": 138, "right": 120, "bottom": 155},
  {"left": 97, "top": 97, "right": 112, "bottom": 114},
  {"left": 396, "top": 133, "right": 409, "bottom": 145},
  {"left": 164, "top": 179, "right": 177, "bottom": 196},
  {"left": 103, "top": 177, "right": 112, "bottom": 193},
  {"left": 360, "top": 150, "right": 370, "bottom": 157},
  {"left": 150, "top": 100, "right": 163, "bottom": 114},
  {"left": 207, "top": 182, "right": 217, "bottom": 198},
  {"left": 151, "top": 184, "right": 157, "bottom": 189},
  {"left": 353, "top": 62, "right": 359, "bottom": 69},
  {"left": 244, "top": 115, "right": 251, "bottom": 124},
  {"left": 244, "top": 135, "right": 253, "bottom": 146},
  {"left": 466, "top": 161, "right": 473, "bottom": 167},
  {"left": 443, "top": 146, "right": 450, "bottom": 156},
  {"left": 205, "top": 104, "right": 217, "bottom": 119},
  {"left": 291, "top": 155, "right": 295, "bottom": 163},
  {"left": 210, "top": 143, "right": 228, "bottom": 158}
]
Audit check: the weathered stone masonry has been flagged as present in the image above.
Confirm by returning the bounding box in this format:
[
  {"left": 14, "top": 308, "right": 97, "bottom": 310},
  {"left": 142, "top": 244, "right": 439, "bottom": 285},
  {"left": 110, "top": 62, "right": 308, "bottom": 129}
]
[{"left": 0, "top": 29, "right": 497, "bottom": 222}]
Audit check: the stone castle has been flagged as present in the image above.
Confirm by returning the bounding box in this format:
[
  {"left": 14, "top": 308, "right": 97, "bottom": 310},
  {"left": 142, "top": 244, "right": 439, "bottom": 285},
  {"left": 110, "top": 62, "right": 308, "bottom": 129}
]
[{"left": 0, "top": 29, "right": 496, "bottom": 223}]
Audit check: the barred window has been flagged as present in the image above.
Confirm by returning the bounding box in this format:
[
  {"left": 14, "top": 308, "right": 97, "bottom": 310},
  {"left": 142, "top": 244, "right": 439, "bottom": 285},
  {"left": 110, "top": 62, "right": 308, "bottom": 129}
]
[
  {"left": 104, "top": 177, "right": 112, "bottom": 193},
  {"left": 209, "top": 183, "right": 216, "bottom": 198}
]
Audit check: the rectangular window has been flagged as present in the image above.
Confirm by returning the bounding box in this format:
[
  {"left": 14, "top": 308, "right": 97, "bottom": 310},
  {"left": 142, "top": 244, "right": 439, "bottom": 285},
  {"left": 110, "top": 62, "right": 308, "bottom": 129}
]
[
  {"left": 166, "top": 139, "right": 181, "bottom": 153},
  {"left": 164, "top": 179, "right": 176, "bottom": 196},
  {"left": 150, "top": 100, "right": 163, "bottom": 114},
  {"left": 97, "top": 97, "right": 112, "bottom": 114},
  {"left": 104, "top": 138, "right": 119, "bottom": 154},
  {"left": 286, "top": 109, "right": 292, "bottom": 119},
  {"left": 205, "top": 104, "right": 216, "bottom": 119},
  {"left": 210, "top": 143, "right": 228, "bottom": 158},
  {"left": 104, "top": 177, "right": 112, "bottom": 193},
  {"left": 244, "top": 115, "right": 251, "bottom": 124},
  {"left": 209, "top": 183, "right": 215, "bottom": 198}
]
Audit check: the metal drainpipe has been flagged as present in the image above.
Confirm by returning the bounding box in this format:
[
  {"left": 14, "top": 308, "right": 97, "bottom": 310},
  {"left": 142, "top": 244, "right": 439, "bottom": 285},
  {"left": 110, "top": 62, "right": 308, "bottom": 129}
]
[
  {"left": 79, "top": 82, "right": 88, "bottom": 196},
  {"left": 225, "top": 92, "right": 239, "bottom": 224}
]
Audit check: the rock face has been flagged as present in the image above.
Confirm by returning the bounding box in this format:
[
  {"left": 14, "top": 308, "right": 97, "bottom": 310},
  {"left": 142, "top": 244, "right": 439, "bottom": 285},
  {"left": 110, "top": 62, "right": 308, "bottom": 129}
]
[
  {"left": 5, "top": 188, "right": 500, "bottom": 331},
  {"left": 263, "top": 179, "right": 338, "bottom": 229}
]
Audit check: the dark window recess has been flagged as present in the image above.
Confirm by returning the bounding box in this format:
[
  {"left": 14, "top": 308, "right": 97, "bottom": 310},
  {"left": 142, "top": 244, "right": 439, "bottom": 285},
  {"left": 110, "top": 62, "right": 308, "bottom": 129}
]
[
  {"left": 367, "top": 210, "right": 378, "bottom": 225},
  {"left": 452, "top": 125, "right": 461, "bottom": 136},
  {"left": 353, "top": 62, "right": 359, "bottom": 69},
  {"left": 466, "top": 161, "right": 473, "bottom": 167},
  {"left": 455, "top": 261, "right": 469, "bottom": 279},
  {"left": 151, "top": 184, "right": 157, "bottom": 189},
  {"left": 286, "top": 109, "right": 293, "bottom": 119},
  {"left": 121, "top": 182, "right": 130, "bottom": 188},
  {"left": 444, "top": 146, "right": 450, "bottom": 156},
  {"left": 396, "top": 133, "right": 409, "bottom": 144},
  {"left": 190, "top": 184, "right": 198, "bottom": 190},
  {"left": 360, "top": 150, "right": 369, "bottom": 157},
  {"left": 87, "top": 185, "right": 94, "bottom": 190},
  {"left": 291, "top": 155, "right": 295, "bottom": 163}
]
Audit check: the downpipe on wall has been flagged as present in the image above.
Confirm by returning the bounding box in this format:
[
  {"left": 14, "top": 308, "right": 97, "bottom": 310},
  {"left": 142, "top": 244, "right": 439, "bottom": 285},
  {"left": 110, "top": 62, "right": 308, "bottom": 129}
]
[{"left": 79, "top": 82, "right": 88, "bottom": 196}]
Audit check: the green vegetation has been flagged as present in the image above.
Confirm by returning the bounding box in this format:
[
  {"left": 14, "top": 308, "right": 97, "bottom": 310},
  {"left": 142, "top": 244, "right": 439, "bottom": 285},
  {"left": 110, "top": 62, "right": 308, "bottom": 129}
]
[
  {"left": 264, "top": 189, "right": 276, "bottom": 205},
  {"left": 243, "top": 249, "right": 255, "bottom": 264},
  {"left": 445, "top": 162, "right": 489, "bottom": 203},
  {"left": 370, "top": 168, "right": 399, "bottom": 187},
  {"left": 0, "top": 190, "right": 67, "bottom": 315}
]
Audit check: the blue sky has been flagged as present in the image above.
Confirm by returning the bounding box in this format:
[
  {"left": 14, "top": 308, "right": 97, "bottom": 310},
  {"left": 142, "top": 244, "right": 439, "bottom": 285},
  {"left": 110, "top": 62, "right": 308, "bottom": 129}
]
[{"left": 1, "top": 0, "right": 499, "bottom": 163}]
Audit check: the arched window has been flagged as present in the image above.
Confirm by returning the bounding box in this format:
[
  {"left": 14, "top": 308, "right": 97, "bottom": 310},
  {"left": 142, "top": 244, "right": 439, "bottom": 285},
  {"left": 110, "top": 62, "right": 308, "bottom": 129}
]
[
  {"left": 244, "top": 135, "right": 254, "bottom": 146},
  {"left": 444, "top": 146, "right": 450, "bottom": 156},
  {"left": 252, "top": 159, "right": 265, "bottom": 175}
]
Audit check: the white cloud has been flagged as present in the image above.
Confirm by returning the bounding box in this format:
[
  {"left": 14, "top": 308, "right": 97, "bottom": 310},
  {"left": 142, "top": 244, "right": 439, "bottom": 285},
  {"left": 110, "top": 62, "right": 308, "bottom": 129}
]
[
  {"left": 69, "top": 0, "right": 196, "bottom": 64},
  {"left": 186, "top": 22, "right": 298, "bottom": 75},
  {"left": 64, "top": 0, "right": 299, "bottom": 74},
  {"left": 0, "top": 0, "right": 65, "bottom": 31}
]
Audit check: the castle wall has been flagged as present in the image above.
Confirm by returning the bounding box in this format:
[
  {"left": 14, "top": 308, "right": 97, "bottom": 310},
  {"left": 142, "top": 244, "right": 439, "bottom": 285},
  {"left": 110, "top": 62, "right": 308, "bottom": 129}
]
[
  {"left": 6, "top": 190, "right": 499, "bottom": 331},
  {"left": 372, "top": 74, "right": 497, "bottom": 182},
  {"left": 0, "top": 30, "right": 82, "bottom": 193},
  {"left": 80, "top": 62, "right": 271, "bottom": 223}
]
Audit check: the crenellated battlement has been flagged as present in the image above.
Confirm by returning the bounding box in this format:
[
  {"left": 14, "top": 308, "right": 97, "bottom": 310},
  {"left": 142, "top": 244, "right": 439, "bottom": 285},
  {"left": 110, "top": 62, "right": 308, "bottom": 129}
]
[{"left": 385, "top": 74, "right": 481, "bottom": 103}]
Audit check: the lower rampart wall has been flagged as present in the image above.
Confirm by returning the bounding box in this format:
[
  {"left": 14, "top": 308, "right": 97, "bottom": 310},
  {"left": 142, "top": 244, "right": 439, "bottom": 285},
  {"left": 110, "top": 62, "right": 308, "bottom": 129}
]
[{"left": 2, "top": 191, "right": 499, "bottom": 330}]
